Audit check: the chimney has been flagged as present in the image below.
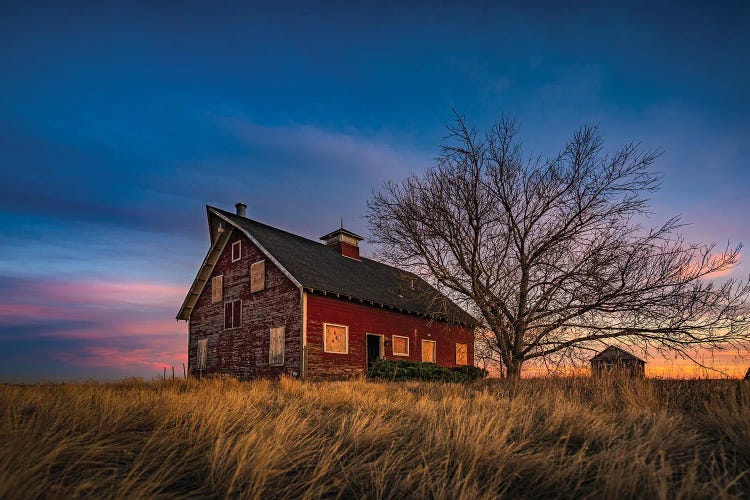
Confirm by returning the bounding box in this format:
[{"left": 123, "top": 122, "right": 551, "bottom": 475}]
[
  {"left": 235, "top": 202, "right": 247, "bottom": 217},
  {"left": 320, "top": 228, "right": 364, "bottom": 260}
]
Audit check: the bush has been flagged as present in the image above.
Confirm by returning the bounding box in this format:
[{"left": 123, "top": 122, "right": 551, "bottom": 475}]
[{"left": 367, "top": 359, "right": 487, "bottom": 382}]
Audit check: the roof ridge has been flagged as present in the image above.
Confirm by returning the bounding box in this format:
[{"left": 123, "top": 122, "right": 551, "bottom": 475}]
[
  {"left": 205, "top": 204, "right": 476, "bottom": 326},
  {"left": 210, "top": 206, "right": 328, "bottom": 246},
  {"left": 591, "top": 345, "right": 646, "bottom": 363},
  {"left": 210, "top": 205, "right": 417, "bottom": 273}
]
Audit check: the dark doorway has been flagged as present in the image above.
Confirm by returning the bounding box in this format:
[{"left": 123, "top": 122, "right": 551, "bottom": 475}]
[{"left": 366, "top": 334, "right": 382, "bottom": 369}]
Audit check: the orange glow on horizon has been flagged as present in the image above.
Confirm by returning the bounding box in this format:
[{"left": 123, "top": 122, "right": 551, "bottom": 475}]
[{"left": 516, "top": 348, "right": 749, "bottom": 379}]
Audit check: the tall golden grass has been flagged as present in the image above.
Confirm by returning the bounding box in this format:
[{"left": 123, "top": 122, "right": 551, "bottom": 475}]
[{"left": 1, "top": 376, "right": 748, "bottom": 499}]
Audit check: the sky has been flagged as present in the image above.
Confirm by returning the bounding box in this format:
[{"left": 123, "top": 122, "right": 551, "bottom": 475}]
[{"left": 1, "top": 1, "right": 749, "bottom": 381}]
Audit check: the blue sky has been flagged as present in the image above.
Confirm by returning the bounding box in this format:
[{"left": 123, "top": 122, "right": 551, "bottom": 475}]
[{"left": 1, "top": 1, "right": 748, "bottom": 380}]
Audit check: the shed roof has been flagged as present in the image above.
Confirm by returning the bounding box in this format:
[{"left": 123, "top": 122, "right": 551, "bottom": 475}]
[
  {"left": 590, "top": 346, "right": 646, "bottom": 364},
  {"left": 177, "top": 206, "right": 476, "bottom": 327}
]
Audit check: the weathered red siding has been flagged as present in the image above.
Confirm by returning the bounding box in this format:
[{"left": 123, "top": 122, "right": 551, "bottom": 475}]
[
  {"left": 329, "top": 241, "right": 360, "bottom": 260},
  {"left": 305, "top": 293, "right": 474, "bottom": 378},
  {"left": 188, "top": 230, "right": 302, "bottom": 379}
]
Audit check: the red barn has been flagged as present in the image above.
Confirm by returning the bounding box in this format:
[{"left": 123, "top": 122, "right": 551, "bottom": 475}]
[{"left": 177, "top": 203, "right": 476, "bottom": 379}]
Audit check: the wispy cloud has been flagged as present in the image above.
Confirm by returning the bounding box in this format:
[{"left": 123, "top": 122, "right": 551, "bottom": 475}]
[
  {"left": 165, "top": 119, "right": 434, "bottom": 247},
  {"left": 224, "top": 119, "right": 431, "bottom": 182}
]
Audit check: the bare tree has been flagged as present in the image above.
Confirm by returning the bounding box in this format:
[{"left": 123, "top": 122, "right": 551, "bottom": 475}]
[
  {"left": 474, "top": 328, "right": 506, "bottom": 378},
  {"left": 367, "top": 113, "right": 750, "bottom": 379}
]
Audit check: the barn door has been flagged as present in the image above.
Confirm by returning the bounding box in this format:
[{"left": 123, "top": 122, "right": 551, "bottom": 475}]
[{"left": 366, "top": 334, "right": 383, "bottom": 369}]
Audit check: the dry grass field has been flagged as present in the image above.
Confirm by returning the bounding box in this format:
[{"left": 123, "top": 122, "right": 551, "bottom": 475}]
[{"left": 1, "top": 377, "right": 749, "bottom": 499}]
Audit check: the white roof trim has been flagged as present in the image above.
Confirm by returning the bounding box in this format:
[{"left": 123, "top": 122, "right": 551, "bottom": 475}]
[{"left": 176, "top": 225, "right": 233, "bottom": 321}]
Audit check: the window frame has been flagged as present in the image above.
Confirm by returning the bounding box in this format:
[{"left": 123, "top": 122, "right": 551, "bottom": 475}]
[
  {"left": 269, "top": 326, "right": 285, "bottom": 366},
  {"left": 323, "top": 323, "right": 349, "bottom": 354},
  {"left": 231, "top": 240, "right": 242, "bottom": 262},
  {"left": 391, "top": 335, "right": 410, "bottom": 356},
  {"left": 421, "top": 339, "right": 437, "bottom": 363},
  {"left": 224, "top": 299, "right": 242, "bottom": 330}
]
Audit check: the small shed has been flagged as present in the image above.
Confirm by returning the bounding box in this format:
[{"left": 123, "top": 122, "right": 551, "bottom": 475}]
[{"left": 590, "top": 346, "right": 645, "bottom": 378}]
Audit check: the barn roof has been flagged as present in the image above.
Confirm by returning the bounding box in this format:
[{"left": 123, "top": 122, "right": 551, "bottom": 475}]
[
  {"left": 590, "top": 346, "right": 646, "bottom": 364},
  {"left": 319, "top": 227, "right": 364, "bottom": 241},
  {"left": 177, "top": 206, "right": 477, "bottom": 327}
]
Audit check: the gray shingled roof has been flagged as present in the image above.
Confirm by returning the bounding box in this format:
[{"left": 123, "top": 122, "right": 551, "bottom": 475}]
[
  {"left": 210, "top": 206, "right": 476, "bottom": 326},
  {"left": 590, "top": 346, "right": 646, "bottom": 363}
]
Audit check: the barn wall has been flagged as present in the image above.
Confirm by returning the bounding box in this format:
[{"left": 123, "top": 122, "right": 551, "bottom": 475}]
[
  {"left": 305, "top": 293, "right": 474, "bottom": 378},
  {"left": 187, "top": 229, "right": 301, "bottom": 379}
]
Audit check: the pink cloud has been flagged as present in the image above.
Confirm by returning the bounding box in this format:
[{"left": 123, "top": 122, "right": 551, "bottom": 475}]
[
  {"left": 17, "top": 279, "right": 188, "bottom": 307},
  {"left": 56, "top": 319, "right": 187, "bottom": 340},
  {"left": 56, "top": 341, "right": 187, "bottom": 371},
  {"left": 0, "top": 303, "right": 71, "bottom": 319},
  {"left": 674, "top": 251, "right": 742, "bottom": 281},
  {"left": 0, "top": 277, "right": 187, "bottom": 325}
]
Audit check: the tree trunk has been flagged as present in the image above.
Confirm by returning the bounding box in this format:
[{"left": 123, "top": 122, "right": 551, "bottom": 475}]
[{"left": 506, "top": 358, "right": 523, "bottom": 380}]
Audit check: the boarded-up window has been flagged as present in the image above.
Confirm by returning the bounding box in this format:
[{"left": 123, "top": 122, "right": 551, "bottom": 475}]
[
  {"left": 455, "top": 343, "right": 468, "bottom": 366},
  {"left": 324, "top": 324, "right": 348, "bottom": 354},
  {"left": 197, "top": 339, "right": 207, "bottom": 370},
  {"left": 392, "top": 335, "right": 409, "bottom": 356},
  {"left": 224, "top": 300, "right": 242, "bottom": 329},
  {"left": 250, "top": 260, "right": 265, "bottom": 293},
  {"left": 422, "top": 340, "right": 436, "bottom": 363},
  {"left": 269, "top": 326, "right": 284, "bottom": 366},
  {"left": 211, "top": 275, "right": 223, "bottom": 303},
  {"left": 231, "top": 241, "right": 241, "bottom": 262}
]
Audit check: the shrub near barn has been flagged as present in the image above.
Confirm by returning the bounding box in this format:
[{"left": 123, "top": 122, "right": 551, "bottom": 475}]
[{"left": 367, "top": 359, "right": 487, "bottom": 382}]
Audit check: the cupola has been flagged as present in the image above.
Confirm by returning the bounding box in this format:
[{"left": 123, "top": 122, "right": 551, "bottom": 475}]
[{"left": 320, "top": 228, "right": 364, "bottom": 260}]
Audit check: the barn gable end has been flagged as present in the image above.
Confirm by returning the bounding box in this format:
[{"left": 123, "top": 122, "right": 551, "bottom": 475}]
[{"left": 186, "top": 228, "right": 302, "bottom": 379}]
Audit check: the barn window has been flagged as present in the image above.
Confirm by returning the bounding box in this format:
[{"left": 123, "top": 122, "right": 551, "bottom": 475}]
[
  {"left": 197, "top": 339, "right": 207, "bottom": 370},
  {"left": 224, "top": 300, "right": 242, "bottom": 329},
  {"left": 269, "top": 326, "right": 285, "bottom": 366},
  {"left": 324, "top": 323, "right": 348, "bottom": 354},
  {"left": 250, "top": 260, "right": 265, "bottom": 293},
  {"left": 231, "top": 241, "right": 241, "bottom": 262},
  {"left": 211, "top": 275, "right": 223, "bottom": 303},
  {"left": 421, "top": 340, "right": 436, "bottom": 363},
  {"left": 455, "top": 343, "right": 468, "bottom": 366},
  {"left": 392, "top": 335, "right": 409, "bottom": 356}
]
